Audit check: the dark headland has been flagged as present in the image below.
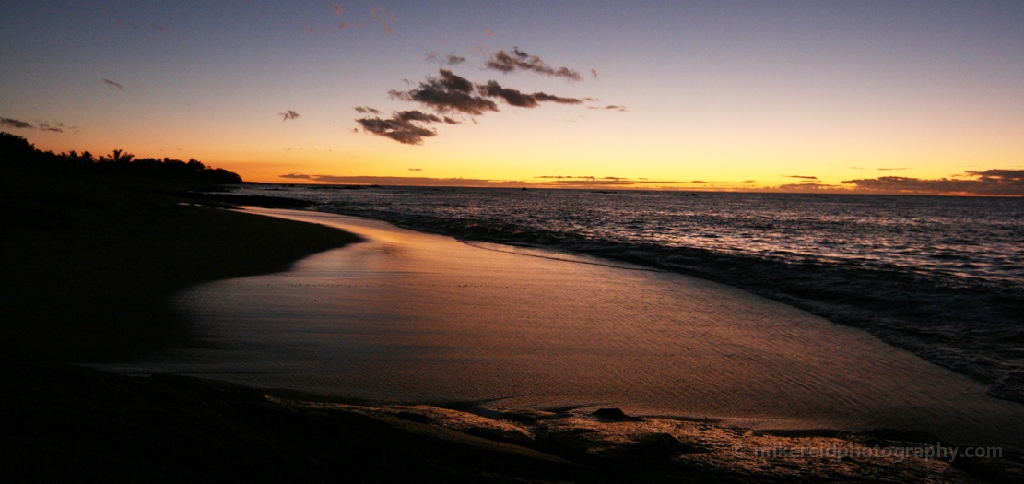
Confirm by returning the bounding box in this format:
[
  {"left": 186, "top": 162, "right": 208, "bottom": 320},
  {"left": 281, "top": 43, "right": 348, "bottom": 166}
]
[{"left": 2, "top": 132, "right": 1022, "bottom": 483}]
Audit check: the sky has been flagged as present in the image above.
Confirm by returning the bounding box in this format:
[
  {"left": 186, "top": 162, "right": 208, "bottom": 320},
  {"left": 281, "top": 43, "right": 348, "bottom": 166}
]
[{"left": 1, "top": 1, "right": 1023, "bottom": 194}]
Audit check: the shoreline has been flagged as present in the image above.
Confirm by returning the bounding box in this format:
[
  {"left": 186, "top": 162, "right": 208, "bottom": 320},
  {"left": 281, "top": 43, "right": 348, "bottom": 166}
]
[
  {"left": 96, "top": 207, "right": 1024, "bottom": 449},
  {"left": 5, "top": 192, "right": 1023, "bottom": 481},
  {"left": 236, "top": 184, "right": 1022, "bottom": 406}
]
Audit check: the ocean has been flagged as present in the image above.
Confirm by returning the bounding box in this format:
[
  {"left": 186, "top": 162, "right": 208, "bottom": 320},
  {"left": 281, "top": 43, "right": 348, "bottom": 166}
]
[{"left": 232, "top": 185, "right": 1024, "bottom": 403}]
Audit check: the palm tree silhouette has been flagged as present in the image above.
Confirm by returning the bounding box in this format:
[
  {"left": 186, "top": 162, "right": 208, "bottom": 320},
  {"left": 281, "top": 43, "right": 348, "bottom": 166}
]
[{"left": 108, "top": 149, "right": 135, "bottom": 164}]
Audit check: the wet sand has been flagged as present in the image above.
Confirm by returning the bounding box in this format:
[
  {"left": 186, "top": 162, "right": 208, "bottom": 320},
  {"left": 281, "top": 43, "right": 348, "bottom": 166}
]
[{"left": 96, "top": 207, "right": 1024, "bottom": 447}]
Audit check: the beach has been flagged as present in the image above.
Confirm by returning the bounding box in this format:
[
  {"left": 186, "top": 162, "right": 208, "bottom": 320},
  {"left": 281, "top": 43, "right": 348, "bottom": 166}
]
[
  {"left": 4, "top": 193, "right": 1023, "bottom": 482},
  {"left": 93, "top": 207, "right": 1024, "bottom": 447}
]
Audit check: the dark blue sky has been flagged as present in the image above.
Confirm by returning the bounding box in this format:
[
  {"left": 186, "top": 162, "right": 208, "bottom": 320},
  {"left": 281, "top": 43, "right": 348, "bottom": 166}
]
[{"left": 2, "top": 1, "right": 1021, "bottom": 187}]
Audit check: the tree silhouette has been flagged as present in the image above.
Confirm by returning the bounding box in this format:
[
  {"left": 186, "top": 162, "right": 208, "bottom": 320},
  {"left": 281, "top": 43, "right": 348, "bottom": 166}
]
[
  {"left": 107, "top": 149, "right": 135, "bottom": 164},
  {"left": 0, "top": 132, "right": 241, "bottom": 183}
]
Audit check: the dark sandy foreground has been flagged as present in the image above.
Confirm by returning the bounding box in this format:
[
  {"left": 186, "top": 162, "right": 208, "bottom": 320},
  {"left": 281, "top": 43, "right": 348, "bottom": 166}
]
[
  {"left": 2, "top": 179, "right": 1022, "bottom": 482},
  {"left": 1, "top": 182, "right": 358, "bottom": 361},
  {"left": 2, "top": 360, "right": 1022, "bottom": 484}
]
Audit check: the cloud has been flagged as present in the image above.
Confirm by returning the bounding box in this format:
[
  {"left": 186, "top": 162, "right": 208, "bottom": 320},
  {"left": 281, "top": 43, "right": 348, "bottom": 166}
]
[
  {"left": 532, "top": 175, "right": 698, "bottom": 187},
  {"left": 370, "top": 6, "right": 394, "bottom": 35},
  {"left": 339, "top": 23, "right": 348, "bottom": 30},
  {"left": 590, "top": 68, "right": 598, "bottom": 79},
  {"left": 587, "top": 104, "right": 626, "bottom": 112},
  {"left": 333, "top": 5, "right": 343, "bottom": 16},
  {"left": 536, "top": 175, "right": 597, "bottom": 180},
  {"left": 485, "top": 48, "right": 583, "bottom": 81},
  {"left": 877, "top": 167, "right": 910, "bottom": 171},
  {"left": 356, "top": 110, "right": 459, "bottom": 146},
  {"left": 364, "top": 68, "right": 599, "bottom": 145},
  {"left": 280, "top": 173, "right": 524, "bottom": 187},
  {"left": 279, "top": 110, "right": 300, "bottom": 121},
  {"left": 841, "top": 171, "right": 1024, "bottom": 196},
  {"left": 37, "top": 122, "right": 63, "bottom": 133},
  {"left": 388, "top": 69, "right": 498, "bottom": 115},
  {"left": 773, "top": 182, "right": 839, "bottom": 191},
  {"left": 532, "top": 92, "right": 584, "bottom": 105},
  {"left": 395, "top": 110, "right": 443, "bottom": 123},
  {"left": 1, "top": 117, "right": 34, "bottom": 129},
  {"left": 485, "top": 29, "right": 496, "bottom": 37},
  {"left": 475, "top": 80, "right": 585, "bottom": 108},
  {"left": 281, "top": 172, "right": 733, "bottom": 189},
  {"left": 426, "top": 52, "right": 467, "bottom": 65},
  {"left": 1, "top": 117, "right": 73, "bottom": 133},
  {"left": 784, "top": 175, "right": 818, "bottom": 180},
  {"left": 102, "top": 78, "right": 124, "bottom": 90},
  {"left": 967, "top": 170, "right": 1024, "bottom": 182},
  {"left": 151, "top": 22, "right": 164, "bottom": 32},
  {"left": 356, "top": 112, "right": 439, "bottom": 145}
]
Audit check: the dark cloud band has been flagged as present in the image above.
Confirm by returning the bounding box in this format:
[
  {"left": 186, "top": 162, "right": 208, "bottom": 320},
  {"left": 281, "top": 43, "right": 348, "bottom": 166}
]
[{"left": 841, "top": 171, "right": 1024, "bottom": 196}]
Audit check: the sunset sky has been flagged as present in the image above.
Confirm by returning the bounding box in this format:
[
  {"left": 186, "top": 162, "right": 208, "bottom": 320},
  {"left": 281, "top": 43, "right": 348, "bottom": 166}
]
[{"left": 2, "top": 1, "right": 1022, "bottom": 193}]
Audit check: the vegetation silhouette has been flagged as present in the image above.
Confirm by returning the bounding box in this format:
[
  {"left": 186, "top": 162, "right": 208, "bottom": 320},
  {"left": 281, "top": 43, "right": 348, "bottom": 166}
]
[
  {"left": 1, "top": 132, "right": 241, "bottom": 183},
  {"left": 1, "top": 131, "right": 354, "bottom": 361}
]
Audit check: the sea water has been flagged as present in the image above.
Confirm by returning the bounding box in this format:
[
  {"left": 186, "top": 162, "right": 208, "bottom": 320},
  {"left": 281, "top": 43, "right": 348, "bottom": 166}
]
[{"left": 231, "top": 186, "right": 1024, "bottom": 402}]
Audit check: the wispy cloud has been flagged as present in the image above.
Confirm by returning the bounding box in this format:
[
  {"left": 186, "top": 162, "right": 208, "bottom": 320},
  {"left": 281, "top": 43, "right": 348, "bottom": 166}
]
[
  {"left": 102, "top": 78, "right": 124, "bottom": 90},
  {"left": 279, "top": 110, "right": 300, "bottom": 121},
  {"left": 354, "top": 106, "right": 381, "bottom": 114},
  {"left": 280, "top": 173, "right": 524, "bottom": 187},
  {"left": 426, "top": 52, "right": 467, "bottom": 65},
  {"left": 590, "top": 68, "right": 598, "bottom": 79},
  {"left": 535, "top": 175, "right": 599, "bottom": 180},
  {"left": 0, "top": 117, "right": 34, "bottom": 129},
  {"left": 1, "top": 117, "right": 74, "bottom": 133},
  {"left": 772, "top": 182, "right": 838, "bottom": 191},
  {"left": 783, "top": 175, "right": 818, "bottom": 180},
  {"left": 333, "top": 5, "right": 344, "bottom": 16},
  {"left": 370, "top": 6, "right": 394, "bottom": 35},
  {"left": 587, "top": 104, "right": 627, "bottom": 112},
  {"left": 151, "top": 22, "right": 164, "bottom": 32},
  {"left": 485, "top": 48, "right": 583, "bottom": 81},
  {"left": 408, "top": 168, "right": 422, "bottom": 171},
  {"left": 877, "top": 167, "right": 910, "bottom": 171},
  {"left": 476, "top": 80, "right": 584, "bottom": 108}
]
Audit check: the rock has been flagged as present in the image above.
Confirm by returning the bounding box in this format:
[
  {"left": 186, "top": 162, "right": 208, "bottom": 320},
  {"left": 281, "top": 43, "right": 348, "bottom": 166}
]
[{"left": 591, "top": 407, "right": 640, "bottom": 421}]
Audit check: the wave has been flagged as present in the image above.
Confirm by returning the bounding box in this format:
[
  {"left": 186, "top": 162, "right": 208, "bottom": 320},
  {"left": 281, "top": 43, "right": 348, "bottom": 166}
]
[{"left": 316, "top": 201, "right": 1024, "bottom": 406}]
